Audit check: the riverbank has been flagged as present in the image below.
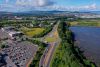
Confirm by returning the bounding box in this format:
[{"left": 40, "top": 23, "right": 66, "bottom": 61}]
[
  {"left": 70, "top": 26, "right": 100, "bottom": 67},
  {"left": 50, "top": 21, "right": 96, "bottom": 67}
]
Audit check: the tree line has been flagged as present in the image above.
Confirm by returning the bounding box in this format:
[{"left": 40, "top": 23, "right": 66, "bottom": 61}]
[{"left": 50, "top": 20, "right": 96, "bottom": 67}]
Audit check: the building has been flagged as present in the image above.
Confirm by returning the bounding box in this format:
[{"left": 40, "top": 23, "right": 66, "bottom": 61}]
[
  {"left": 1, "top": 27, "right": 23, "bottom": 40},
  {"left": 1, "top": 27, "right": 14, "bottom": 32},
  {"left": 8, "top": 31, "right": 23, "bottom": 40}
]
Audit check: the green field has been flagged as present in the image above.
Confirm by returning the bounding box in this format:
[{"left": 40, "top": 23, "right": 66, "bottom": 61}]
[
  {"left": 69, "top": 19, "right": 100, "bottom": 27},
  {"left": 44, "top": 37, "right": 57, "bottom": 42},
  {"left": 44, "top": 27, "right": 58, "bottom": 42},
  {"left": 20, "top": 27, "right": 45, "bottom": 37}
]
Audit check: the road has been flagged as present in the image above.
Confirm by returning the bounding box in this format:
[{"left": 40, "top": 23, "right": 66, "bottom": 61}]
[
  {"left": 38, "top": 21, "right": 60, "bottom": 42},
  {"left": 39, "top": 21, "right": 61, "bottom": 67},
  {"left": 45, "top": 42, "right": 60, "bottom": 67}
]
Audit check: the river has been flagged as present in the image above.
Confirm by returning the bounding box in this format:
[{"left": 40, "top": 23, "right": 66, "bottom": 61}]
[{"left": 70, "top": 26, "right": 100, "bottom": 67}]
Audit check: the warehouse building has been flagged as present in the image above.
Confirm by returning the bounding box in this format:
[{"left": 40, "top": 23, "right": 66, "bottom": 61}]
[{"left": 1, "top": 27, "right": 23, "bottom": 40}]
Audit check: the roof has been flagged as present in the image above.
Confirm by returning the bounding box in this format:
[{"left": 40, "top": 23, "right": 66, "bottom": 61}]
[{"left": 8, "top": 31, "right": 23, "bottom": 37}]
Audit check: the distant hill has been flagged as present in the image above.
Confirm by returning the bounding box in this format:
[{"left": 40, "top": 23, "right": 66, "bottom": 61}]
[
  {"left": 90, "top": 11, "right": 100, "bottom": 14},
  {"left": 0, "top": 11, "right": 100, "bottom": 16},
  {"left": 0, "top": 10, "right": 70, "bottom": 16}
]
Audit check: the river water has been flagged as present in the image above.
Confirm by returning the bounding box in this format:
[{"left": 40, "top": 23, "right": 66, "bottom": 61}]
[{"left": 70, "top": 26, "right": 100, "bottom": 67}]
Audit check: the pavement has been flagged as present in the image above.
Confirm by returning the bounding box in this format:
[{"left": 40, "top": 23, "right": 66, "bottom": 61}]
[
  {"left": 0, "top": 29, "right": 9, "bottom": 40},
  {"left": 44, "top": 42, "right": 57, "bottom": 67},
  {"left": 0, "top": 40, "right": 38, "bottom": 67}
]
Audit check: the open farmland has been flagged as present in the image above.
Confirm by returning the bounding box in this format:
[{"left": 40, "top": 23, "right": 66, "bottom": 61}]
[
  {"left": 20, "top": 27, "right": 45, "bottom": 37},
  {"left": 69, "top": 19, "right": 100, "bottom": 27}
]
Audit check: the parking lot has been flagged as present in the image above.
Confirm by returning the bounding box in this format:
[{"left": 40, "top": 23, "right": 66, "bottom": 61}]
[
  {"left": 1, "top": 41, "right": 38, "bottom": 67},
  {"left": 0, "top": 29, "right": 9, "bottom": 40}
]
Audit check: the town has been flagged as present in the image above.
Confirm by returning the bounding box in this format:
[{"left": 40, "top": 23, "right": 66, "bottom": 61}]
[
  {"left": 0, "top": 12, "right": 99, "bottom": 67},
  {"left": 0, "top": 0, "right": 100, "bottom": 67},
  {"left": 0, "top": 15, "right": 61, "bottom": 67}
]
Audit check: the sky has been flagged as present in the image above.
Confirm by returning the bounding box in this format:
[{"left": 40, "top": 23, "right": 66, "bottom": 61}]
[{"left": 0, "top": 0, "right": 100, "bottom": 12}]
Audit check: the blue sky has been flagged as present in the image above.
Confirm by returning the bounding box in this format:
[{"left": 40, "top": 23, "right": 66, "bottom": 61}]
[{"left": 0, "top": 0, "right": 100, "bottom": 12}]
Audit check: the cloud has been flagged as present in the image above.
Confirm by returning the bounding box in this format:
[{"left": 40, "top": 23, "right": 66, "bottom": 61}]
[
  {"left": 82, "top": 3, "right": 96, "bottom": 9},
  {"left": 0, "top": 3, "right": 36, "bottom": 12},
  {"left": 16, "top": 0, "right": 54, "bottom": 7},
  {"left": 0, "top": 1, "right": 99, "bottom": 12},
  {"left": 0, "top": 0, "right": 55, "bottom": 12},
  {"left": 5, "top": 0, "right": 9, "bottom": 3},
  {"left": 47, "top": 3, "right": 97, "bottom": 11}
]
